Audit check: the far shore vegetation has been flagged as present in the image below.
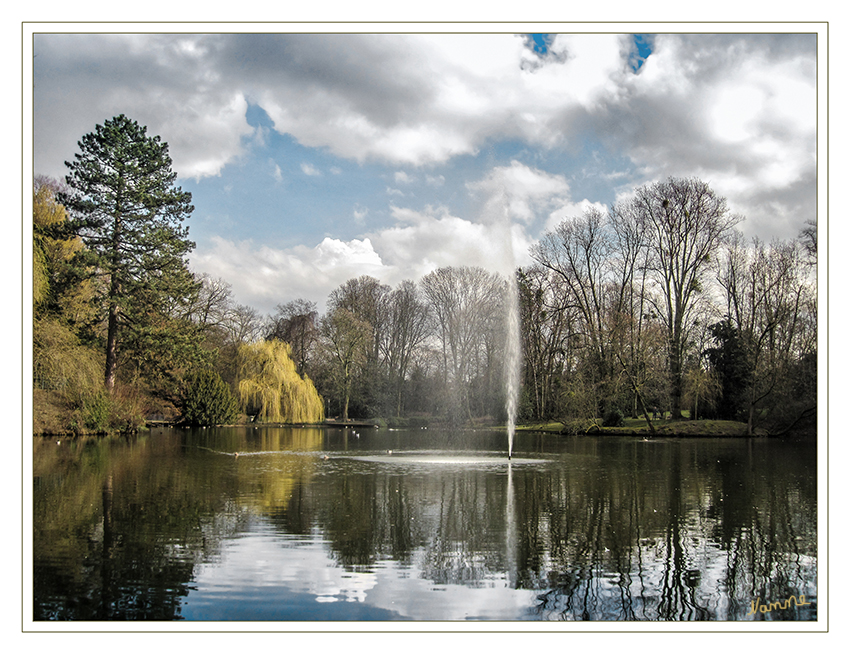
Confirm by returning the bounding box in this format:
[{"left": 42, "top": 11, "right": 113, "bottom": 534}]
[{"left": 33, "top": 116, "right": 817, "bottom": 439}]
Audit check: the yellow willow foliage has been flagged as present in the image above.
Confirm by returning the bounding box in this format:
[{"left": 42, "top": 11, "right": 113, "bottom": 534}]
[
  {"left": 33, "top": 317, "right": 103, "bottom": 400},
  {"left": 236, "top": 340, "right": 324, "bottom": 423},
  {"left": 33, "top": 185, "right": 67, "bottom": 307}
]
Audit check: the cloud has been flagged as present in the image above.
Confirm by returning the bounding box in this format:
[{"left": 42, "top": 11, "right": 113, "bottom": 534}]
[
  {"left": 466, "top": 161, "right": 572, "bottom": 225},
  {"left": 588, "top": 33, "right": 817, "bottom": 236},
  {"left": 353, "top": 206, "right": 368, "bottom": 225},
  {"left": 35, "top": 34, "right": 815, "bottom": 233},
  {"left": 190, "top": 236, "right": 386, "bottom": 314},
  {"left": 300, "top": 162, "right": 322, "bottom": 176},
  {"left": 33, "top": 34, "right": 255, "bottom": 181},
  {"left": 34, "top": 33, "right": 631, "bottom": 178},
  {"left": 189, "top": 198, "right": 539, "bottom": 315},
  {"left": 371, "top": 205, "right": 535, "bottom": 280},
  {"left": 270, "top": 160, "right": 284, "bottom": 183},
  {"left": 33, "top": 30, "right": 817, "bottom": 293},
  {"left": 543, "top": 199, "right": 610, "bottom": 232}
]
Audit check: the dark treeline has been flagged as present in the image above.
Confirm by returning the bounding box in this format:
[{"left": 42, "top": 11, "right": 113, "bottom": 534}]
[{"left": 33, "top": 116, "right": 816, "bottom": 435}]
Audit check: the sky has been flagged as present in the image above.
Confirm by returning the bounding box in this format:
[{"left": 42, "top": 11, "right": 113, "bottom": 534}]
[{"left": 31, "top": 29, "right": 820, "bottom": 315}]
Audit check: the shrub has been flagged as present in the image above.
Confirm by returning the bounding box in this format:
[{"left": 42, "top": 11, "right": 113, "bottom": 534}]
[
  {"left": 181, "top": 368, "right": 239, "bottom": 427},
  {"left": 80, "top": 390, "right": 111, "bottom": 433},
  {"left": 602, "top": 407, "right": 625, "bottom": 427}
]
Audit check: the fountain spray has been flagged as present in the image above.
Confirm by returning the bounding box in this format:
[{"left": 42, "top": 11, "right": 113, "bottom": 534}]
[
  {"left": 504, "top": 271, "right": 520, "bottom": 460},
  {"left": 486, "top": 188, "right": 521, "bottom": 461}
]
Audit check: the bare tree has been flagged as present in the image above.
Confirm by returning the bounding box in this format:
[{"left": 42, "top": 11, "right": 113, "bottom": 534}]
[
  {"left": 267, "top": 299, "right": 320, "bottom": 376},
  {"left": 531, "top": 206, "right": 641, "bottom": 416},
  {"left": 517, "top": 266, "right": 573, "bottom": 421},
  {"left": 625, "top": 177, "right": 741, "bottom": 418},
  {"left": 320, "top": 307, "right": 371, "bottom": 421},
  {"left": 380, "top": 280, "right": 430, "bottom": 417},
  {"left": 420, "top": 266, "right": 503, "bottom": 422},
  {"left": 226, "top": 304, "right": 264, "bottom": 345},
  {"left": 716, "top": 235, "right": 816, "bottom": 433},
  {"left": 326, "top": 276, "right": 390, "bottom": 415},
  {"left": 531, "top": 208, "right": 613, "bottom": 386},
  {"left": 800, "top": 218, "right": 817, "bottom": 266},
  {"left": 186, "top": 274, "right": 233, "bottom": 329}
]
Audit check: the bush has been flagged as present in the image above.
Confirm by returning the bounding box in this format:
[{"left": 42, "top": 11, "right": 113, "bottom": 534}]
[
  {"left": 602, "top": 407, "right": 625, "bottom": 427},
  {"left": 181, "top": 368, "right": 239, "bottom": 427},
  {"left": 81, "top": 391, "right": 111, "bottom": 432}
]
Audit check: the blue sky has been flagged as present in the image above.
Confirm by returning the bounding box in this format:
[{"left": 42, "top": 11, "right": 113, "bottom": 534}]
[{"left": 31, "top": 30, "right": 819, "bottom": 315}]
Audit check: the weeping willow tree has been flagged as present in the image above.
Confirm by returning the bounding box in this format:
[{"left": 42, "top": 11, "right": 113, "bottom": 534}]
[{"left": 237, "top": 340, "right": 324, "bottom": 423}]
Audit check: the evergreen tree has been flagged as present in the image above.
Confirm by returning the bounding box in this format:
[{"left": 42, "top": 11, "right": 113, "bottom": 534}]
[
  {"left": 180, "top": 368, "right": 239, "bottom": 427},
  {"left": 704, "top": 318, "right": 751, "bottom": 421},
  {"left": 62, "top": 115, "right": 196, "bottom": 392}
]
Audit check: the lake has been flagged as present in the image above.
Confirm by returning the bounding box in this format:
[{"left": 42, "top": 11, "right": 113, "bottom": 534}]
[{"left": 32, "top": 426, "right": 817, "bottom": 622}]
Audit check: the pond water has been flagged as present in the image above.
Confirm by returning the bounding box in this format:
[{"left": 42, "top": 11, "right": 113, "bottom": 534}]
[{"left": 32, "top": 427, "right": 817, "bottom": 622}]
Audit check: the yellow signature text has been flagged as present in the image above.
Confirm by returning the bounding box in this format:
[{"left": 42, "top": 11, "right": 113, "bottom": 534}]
[{"left": 747, "top": 595, "right": 811, "bottom": 616}]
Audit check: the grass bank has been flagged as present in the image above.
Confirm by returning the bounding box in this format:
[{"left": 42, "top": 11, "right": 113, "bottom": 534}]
[{"left": 517, "top": 417, "right": 762, "bottom": 437}]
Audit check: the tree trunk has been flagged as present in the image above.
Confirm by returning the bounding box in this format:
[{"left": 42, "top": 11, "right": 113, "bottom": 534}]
[
  {"left": 617, "top": 352, "right": 656, "bottom": 435},
  {"left": 669, "top": 338, "right": 683, "bottom": 419},
  {"left": 104, "top": 302, "right": 119, "bottom": 392}
]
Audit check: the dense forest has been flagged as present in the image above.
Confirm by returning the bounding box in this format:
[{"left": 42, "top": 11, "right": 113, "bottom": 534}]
[{"left": 32, "top": 116, "right": 817, "bottom": 436}]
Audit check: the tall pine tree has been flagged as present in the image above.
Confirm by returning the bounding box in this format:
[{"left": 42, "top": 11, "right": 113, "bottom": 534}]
[{"left": 62, "top": 115, "right": 197, "bottom": 392}]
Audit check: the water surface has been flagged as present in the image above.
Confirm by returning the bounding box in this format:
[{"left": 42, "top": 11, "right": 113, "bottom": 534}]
[{"left": 33, "top": 427, "right": 817, "bottom": 621}]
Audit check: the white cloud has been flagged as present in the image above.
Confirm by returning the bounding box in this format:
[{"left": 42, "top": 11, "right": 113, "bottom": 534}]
[
  {"left": 353, "top": 206, "right": 368, "bottom": 225},
  {"left": 236, "top": 33, "right": 630, "bottom": 166},
  {"left": 190, "top": 198, "right": 541, "bottom": 314},
  {"left": 33, "top": 31, "right": 817, "bottom": 254},
  {"left": 190, "top": 236, "right": 386, "bottom": 314},
  {"left": 467, "top": 161, "right": 572, "bottom": 225},
  {"left": 270, "top": 160, "right": 283, "bottom": 183},
  {"left": 33, "top": 34, "right": 255, "bottom": 181},
  {"left": 301, "top": 162, "right": 322, "bottom": 176},
  {"left": 372, "top": 205, "right": 535, "bottom": 280},
  {"left": 593, "top": 33, "right": 816, "bottom": 237},
  {"left": 544, "top": 199, "right": 610, "bottom": 232}
]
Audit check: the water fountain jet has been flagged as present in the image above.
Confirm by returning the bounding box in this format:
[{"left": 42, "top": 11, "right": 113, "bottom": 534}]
[
  {"left": 504, "top": 270, "right": 520, "bottom": 459},
  {"left": 482, "top": 188, "right": 522, "bottom": 460}
]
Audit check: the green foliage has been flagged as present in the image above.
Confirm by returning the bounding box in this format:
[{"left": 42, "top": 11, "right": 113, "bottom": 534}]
[
  {"left": 64, "top": 386, "right": 146, "bottom": 435},
  {"left": 81, "top": 391, "right": 111, "bottom": 432},
  {"left": 62, "top": 114, "right": 196, "bottom": 391},
  {"left": 180, "top": 368, "right": 239, "bottom": 427},
  {"left": 33, "top": 180, "right": 68, "bottom": 308},
  {"left": 33, "top": 317, "right": 102, "bottom": 397},
  {"left": 602, "top": 406, "right": 625, "bottom": 427},
  {"left": 33, "top": 178, "right": 98, "bottom": 329},
  {"left": 704, "top": 319, "right": 751, "bottom": 421}
]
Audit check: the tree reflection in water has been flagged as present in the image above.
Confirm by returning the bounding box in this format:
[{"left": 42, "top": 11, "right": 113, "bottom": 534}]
[{"left": 32, "top": 429, "right": 817, "bottom": 621}]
